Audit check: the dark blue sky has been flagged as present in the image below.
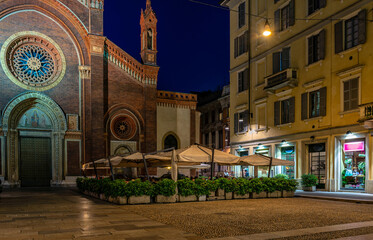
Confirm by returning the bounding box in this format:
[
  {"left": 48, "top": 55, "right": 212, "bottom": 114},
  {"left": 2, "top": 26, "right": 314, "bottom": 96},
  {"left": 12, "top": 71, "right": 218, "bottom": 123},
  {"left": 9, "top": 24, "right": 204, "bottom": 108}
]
[{"left": 103, "top": 0, "right": 230, "bottom": 93}]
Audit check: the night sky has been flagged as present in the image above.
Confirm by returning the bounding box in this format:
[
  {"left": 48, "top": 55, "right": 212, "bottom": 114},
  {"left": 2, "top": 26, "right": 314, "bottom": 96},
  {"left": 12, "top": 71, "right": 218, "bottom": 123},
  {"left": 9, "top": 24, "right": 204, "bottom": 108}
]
[{"left": 103, "top": 0, "right": 230, "bottom": 93}]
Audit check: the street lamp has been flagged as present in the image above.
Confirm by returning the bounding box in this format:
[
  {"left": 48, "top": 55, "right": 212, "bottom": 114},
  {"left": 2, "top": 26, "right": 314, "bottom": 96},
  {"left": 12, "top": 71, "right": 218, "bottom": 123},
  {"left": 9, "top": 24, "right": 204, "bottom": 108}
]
[{"left": 263, "top": 19, "right": 272, "bottom": 37}]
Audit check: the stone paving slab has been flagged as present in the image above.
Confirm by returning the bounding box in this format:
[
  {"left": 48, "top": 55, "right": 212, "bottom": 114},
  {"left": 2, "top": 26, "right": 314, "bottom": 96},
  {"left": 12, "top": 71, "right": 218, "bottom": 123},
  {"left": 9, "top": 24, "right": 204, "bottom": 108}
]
[{"left": 335, "top": 233, "right": 373, "bottom": 240}]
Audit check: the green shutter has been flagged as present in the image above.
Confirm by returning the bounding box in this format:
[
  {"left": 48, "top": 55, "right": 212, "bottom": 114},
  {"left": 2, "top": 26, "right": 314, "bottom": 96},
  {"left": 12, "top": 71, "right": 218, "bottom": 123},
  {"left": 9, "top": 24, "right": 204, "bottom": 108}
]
[
  {"left": 273, "top": 52, "right": 281, "bottom": 74},
  {"left": 289, "top": 0, "right": 295, "bottom": 27},
  {"left": 335, "top": 21, "right": 343, "bottom": 54},
  {"left": 289, "top": 97, "right": 295, "bottom": 123},
  {"left": 274, "top": 10, "right": 280, "bottom": 32},
  {"left": 282, "top": 47, "right": 291, "bottom": 70},
  {"left": 319, "top": 87, "right": 327, "bottom": 116},
  {"left": 358, "top": 9, "right": 367, "bottom": 45},
  {"left": 234, "top": 113, "right": 238, "bottom": 133},
  {"left": 274, "top": 101, "right": 280, "bottom": 126},
  {"left": 318, "top": 29, "right": 326, "bottom": 60},
  {"left": 243, "top": 110, "right": 249, "bottom": 132},
  {"left": 301, "top": 92, "right": 308, "bottom": 120}
]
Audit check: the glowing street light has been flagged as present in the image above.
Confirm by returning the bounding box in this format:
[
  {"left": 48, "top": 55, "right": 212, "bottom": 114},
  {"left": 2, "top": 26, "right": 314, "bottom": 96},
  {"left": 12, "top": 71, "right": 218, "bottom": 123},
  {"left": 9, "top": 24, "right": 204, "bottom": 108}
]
[{"left": 263, "top": 19, "right": 272, "bottom": 37}]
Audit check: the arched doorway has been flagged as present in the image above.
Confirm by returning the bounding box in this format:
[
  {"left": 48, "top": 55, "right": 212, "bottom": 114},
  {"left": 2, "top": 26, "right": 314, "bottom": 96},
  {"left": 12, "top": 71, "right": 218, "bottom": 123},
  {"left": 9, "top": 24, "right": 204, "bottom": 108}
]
[
  {"left": 163, "top": 133, "right": 180, "bottom": 150},
  {"left": 1, "top": 92, "right": 67, "bottom": 187}
]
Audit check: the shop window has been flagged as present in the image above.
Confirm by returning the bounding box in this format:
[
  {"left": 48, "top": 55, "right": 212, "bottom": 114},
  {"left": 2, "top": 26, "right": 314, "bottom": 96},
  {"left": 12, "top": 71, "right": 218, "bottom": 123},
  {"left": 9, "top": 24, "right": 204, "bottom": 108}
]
[
  {"left": 254, "top": 146, "right": 272, "bottom": 178},
  {"left": 309, "top": 143, "right": 326, "bottom": 189},
  {"left": 307, "top": 30, "right": 325, "bottom": 65},
  {"left": 272, "top": 47, "right": 290, "bottom": 74},
  {"left": 342, "top": 140, "right": 365, "bottom": 190},
  {"left": 301, "top": 87, "right": 327, "bottom": 120},
  {"left": 238, "top": 68, "right": 248, "bottom": 92},
  {"left": 274, "top": 97, "right": 295, "bottom": 126},
  {"left": 238, "top": 2, "right": 246, "bottom": 28},
  {"left": 277, "top": 146, "right": 295, "bottom": 179},
  {"left": 274, "top": 0, "right": 295, "bottom": 32},
  {"left": 335, "top": 10, "right": 366, "bottom": 54},
  {"left": 234, "top": 110, "right": 249, "bottom": 134},
  {"left": 343, "top": 78, "right": 359, "bottom": 112},
  {"left": 308, "top": 0, "right": 326, "bottom": 16},
  {"left": 234, "top": 32, "right": 248, "bottom": 58}
]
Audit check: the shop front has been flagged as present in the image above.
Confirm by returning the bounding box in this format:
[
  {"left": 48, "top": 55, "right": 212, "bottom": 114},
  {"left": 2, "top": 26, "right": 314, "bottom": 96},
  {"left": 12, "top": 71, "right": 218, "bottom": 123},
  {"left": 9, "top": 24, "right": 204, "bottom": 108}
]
[{"left": 275, "top": 142, "right": 296, "bottom": 179}]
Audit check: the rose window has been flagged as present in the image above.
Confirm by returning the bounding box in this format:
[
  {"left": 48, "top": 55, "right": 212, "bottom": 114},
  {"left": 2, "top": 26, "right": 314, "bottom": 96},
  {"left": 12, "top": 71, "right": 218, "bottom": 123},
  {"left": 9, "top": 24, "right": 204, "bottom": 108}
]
[
  {"left": 1, "top": 33, "right": 66, "bottom": 91},
  {"left": 111, "top": 116, "right": 137, "bottom": 140}
]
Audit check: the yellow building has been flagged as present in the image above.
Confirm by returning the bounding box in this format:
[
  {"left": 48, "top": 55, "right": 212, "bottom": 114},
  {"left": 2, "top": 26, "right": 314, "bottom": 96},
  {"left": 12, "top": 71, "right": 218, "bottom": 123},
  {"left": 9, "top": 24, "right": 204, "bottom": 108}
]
[{"left": 221, "top": 0, "right": 373, "bottom": 193}]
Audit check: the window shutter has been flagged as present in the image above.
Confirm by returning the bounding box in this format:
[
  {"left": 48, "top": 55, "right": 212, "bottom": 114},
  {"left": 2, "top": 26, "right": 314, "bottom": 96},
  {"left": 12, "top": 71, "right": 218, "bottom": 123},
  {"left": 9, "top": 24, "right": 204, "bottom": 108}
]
[
  {"left": 273, "top": 52, "right": 281, "bottom": 74},
  {"left": 319, "top": 87, "right": 327, "bottom": 116},
  {"left": 243, "top": 69, "right": 248, "bottom": 91},
  {"left": 234, "top": 37, "right": 238, "bottom": 58},
  {"left": 274, "top": 101, "right": 280, "bottom": 126},
  {"left": 320, "top": 0, "right": 326, "bottom": 8},
  {"left": 289, "top": 97, "right": 295, "bottom": 123},
  {"left": 301, "top": 93, "right": 308, "bottom": 120},
  {"left": 318, "top": 29, "right": 326, "bottom": 60},
  {"left": 289, "top": 0, "right": 295, "bottom": 27},
  {"left": 234, "top": 113, "right": 238, "bottom": 133},
  {"left": 274, "top": 10, "right": 281, "bottom": 32},
  {"left": 358, "top": 9, "right": 367, "bottom": 45},
  {"left": 282, "top": 47, "right": 290, "bottom": 70},
  {"left": 243, "top": 110, "right": 249, "bottom": 132},
  {"left": 243, "top": 31, "right": 248, "bottom": 53},
  {"left": 335, "top": 21, "right": 343, "bottom": 54}
]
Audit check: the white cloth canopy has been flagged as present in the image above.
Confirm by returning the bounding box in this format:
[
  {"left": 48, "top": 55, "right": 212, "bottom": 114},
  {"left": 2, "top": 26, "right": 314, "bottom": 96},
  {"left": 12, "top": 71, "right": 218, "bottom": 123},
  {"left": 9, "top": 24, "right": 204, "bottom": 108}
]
[{"left": 239, "top": 154, "right": 295, "bottom": 166}]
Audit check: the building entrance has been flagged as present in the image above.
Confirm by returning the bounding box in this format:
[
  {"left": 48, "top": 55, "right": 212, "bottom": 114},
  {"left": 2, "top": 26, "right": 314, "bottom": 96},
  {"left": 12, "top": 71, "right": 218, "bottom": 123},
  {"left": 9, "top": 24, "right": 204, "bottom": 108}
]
[
  {"left": 20, "top": 137, "right": 51, "bottom": 187},
  {"left": 309, "top": 143, "right": 326, "bottom": 189}
]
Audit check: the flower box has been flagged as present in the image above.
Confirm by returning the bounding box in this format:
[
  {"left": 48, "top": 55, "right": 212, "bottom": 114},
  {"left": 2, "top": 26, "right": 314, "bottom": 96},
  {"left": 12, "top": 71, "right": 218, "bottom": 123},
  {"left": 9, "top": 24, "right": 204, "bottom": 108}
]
[
  {"left": 282, "top": 191, "right": 295, "bottom": 198},
  {"left": 117, "top": 196, "right": 128, "bottom": 205},
  {"left": 156, "top": 195, "right": 177, "bottom": 203},
  {"left": 267, "top": 191, "right": 281, "bottom": 198},
  {"left": 198, "top": 195, "right": 206, "bottom": 201},
  {"left": 233, "top": 193, "right": 250, "bottom": 199},
  {"left": 225, "top": 192, "right": 233, "bottom": 200},
  {"left": 178, "top": 195, "right": 197, "bottom": 202},
  {"left": 303, "top": 186, "right": 316, "bottom": 192},
  {"left": 252, "top": 192, "right": 267, "bottom": 199},
  {"left": 128, "top": 195, "right": 151, "bottom": 205}
]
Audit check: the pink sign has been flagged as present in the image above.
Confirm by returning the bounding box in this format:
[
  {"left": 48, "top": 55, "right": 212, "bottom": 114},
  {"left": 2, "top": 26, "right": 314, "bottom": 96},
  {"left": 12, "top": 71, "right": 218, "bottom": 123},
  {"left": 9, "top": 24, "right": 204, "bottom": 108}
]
[{"left": 343, "top": 142, "right": 365, "bottom": 152}]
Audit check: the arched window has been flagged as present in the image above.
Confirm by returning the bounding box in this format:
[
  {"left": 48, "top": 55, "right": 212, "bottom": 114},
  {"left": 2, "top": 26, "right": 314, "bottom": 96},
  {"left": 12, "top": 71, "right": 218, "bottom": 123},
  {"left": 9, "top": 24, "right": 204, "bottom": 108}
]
[
  {"left": 164, "top": 134, "right": 179, "bottom": 150},
  {"left": 147, "top": 28, "right": 153, "bottom": 50}
]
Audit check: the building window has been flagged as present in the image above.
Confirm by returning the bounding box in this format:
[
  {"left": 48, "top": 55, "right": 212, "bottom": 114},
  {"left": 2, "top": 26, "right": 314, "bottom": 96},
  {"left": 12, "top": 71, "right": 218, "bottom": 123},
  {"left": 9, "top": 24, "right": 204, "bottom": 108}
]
[
  {"left": 343, "top": 78, "right": 359, "bottom": 112},
  {"left": 234, "top": 110, "right": 249, "bottom": 134},
  {"left": 274, "top": 0, "right": 295, "bottom": 32},
  {"left": 335, "top": 10, "right": 366, "bottom": 54},
  {"left": 272, "top": 47, "right": 290, "bottom": 74},
  {"left": 308, "top": 0, "right": 326, "bottom": 16},
  {"left": 302, "top": 87, "right": 327, "bottom": 120},
  {"left": 238, "top": 2, "right": 246, "bottom": 28},
  {"left": 211, "top": 111, "right": 215, "bottom": 123},
  {"left": 274, "top": 97, "right": 295, "bottom": 126},
  {"left": 164, "top": 134, "right": 179, "bottom": 150},
  {"left": 308, "top": 30, "right": 325, "bottom": 65},
  {"left": 238, "top": 68, "right": 248, "bottom": 92},
  {"left": 204, "top": 133, "right": 209, "bottom": 146},
  {"left": 234, "top": 32, "right": 248, "bottom": 58}
]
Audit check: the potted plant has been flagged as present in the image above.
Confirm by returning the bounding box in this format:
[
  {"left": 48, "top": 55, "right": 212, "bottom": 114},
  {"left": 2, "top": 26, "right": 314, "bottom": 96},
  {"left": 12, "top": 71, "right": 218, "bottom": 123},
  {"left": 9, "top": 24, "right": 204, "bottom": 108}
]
[
  {"left": 278, "top": 179, "right": 298, "bottom": 197},
  {"left": 126, "top": 179, "right": 153, "bottom": 204},
  {"left": 194, "top": 178, "right": 210, "bottom": 201},
  {"left": 250, "top": 178, "right": 266, "bottom": 198},
  {"left": 177, "top": 178, "right": 197, "bottom": 202},
  {"left": 154, "top": 179, "right": 177, "bottom": 203},
  {"left": 233, "top": 178, "right": 250, "bottom": 199},
  {"left": 301, "top": 174, "right": 318, "bottom": 191}
]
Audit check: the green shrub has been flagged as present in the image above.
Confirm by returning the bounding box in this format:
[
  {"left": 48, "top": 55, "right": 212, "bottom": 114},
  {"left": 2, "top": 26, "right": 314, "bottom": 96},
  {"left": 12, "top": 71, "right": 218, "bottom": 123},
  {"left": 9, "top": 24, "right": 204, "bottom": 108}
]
[
  {"left": 216, "top": 178, "right": 236, "bottom": 193},
  {"left": 193, "top": 178, "right": 210, "bottom": 197},
  {"left": 301, "top": 174, "right": 318, "bottom": 187},
  {"left": 154, "top": 179, "right": 176, "bottom": 197},
  {"left": 126, "top": 179, "right": 153, "bottom": 197},
  {"left": 233, "top": 178, "right": 251, "bottom": 195},
  {"left": 177, "top": 178, "right": 195, "bottom": 197},
  {"left": 261, "top": 178, "right": 278, "bottom": 193},
  {"left": 274, "top": 174, "right": 289, "bottom": 180}
]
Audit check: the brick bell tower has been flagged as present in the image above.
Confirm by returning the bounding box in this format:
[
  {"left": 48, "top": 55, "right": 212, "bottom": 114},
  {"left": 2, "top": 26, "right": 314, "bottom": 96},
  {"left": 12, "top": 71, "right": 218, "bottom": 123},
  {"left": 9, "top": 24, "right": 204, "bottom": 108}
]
[{"left": 140, "top": 0, "right": 158, "bottom": 66}]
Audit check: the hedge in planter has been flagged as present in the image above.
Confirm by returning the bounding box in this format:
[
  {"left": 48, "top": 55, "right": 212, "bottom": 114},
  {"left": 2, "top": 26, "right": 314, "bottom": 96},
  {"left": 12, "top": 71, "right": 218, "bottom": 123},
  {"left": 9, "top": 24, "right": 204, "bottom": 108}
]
[
  {"left": 232, "top": 178, "right": 250, "bottom": 199},
  {"left": 154, "top": 179, "right": 177, "bottom": 203},
  {"left": 278, "top": 178, "right": 298, "bottom": 197},
  {"left": 301, "top": 174, "right": 318, "bottom": 191},
  {"left": 250, "top": 178, "right": 266, "bottom": 198},
  {"left": 177, "top": 178, "right": 197, "bottom": 202},
  {"left": 216, "top": 178, "right": 235, "bottom": 200},
  {"left": 194, "top": 178, "right": 211, "bottom": 201},
  {"left": 126, "top": 179, "right": 153, "bottom": 204}
]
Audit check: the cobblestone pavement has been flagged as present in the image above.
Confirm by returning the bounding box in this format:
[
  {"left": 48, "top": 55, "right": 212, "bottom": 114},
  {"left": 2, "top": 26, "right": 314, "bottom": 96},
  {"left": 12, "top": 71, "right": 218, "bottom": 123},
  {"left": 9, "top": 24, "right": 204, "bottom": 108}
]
[
  {"left": 125, "top": 197, "right": 373, "bottom": 239},
  {"left": 0, "top": 189, "right": 199, "bottom": 240}
]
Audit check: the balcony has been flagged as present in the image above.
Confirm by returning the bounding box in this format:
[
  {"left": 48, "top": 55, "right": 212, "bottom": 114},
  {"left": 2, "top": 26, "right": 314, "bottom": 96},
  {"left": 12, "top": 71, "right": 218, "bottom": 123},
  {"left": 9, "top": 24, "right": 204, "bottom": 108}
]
[
  {"left": 358, "top": 103, "right": 373, "bottom": 129},
  {"left": 264, "top": 68, "right": 298, "bottom": 93}
]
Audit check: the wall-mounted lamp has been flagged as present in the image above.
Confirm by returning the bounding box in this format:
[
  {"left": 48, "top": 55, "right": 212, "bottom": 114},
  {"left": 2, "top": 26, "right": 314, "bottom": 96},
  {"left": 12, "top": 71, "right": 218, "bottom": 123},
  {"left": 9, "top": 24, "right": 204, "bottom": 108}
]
[{"left": 263, "top": 19, "right": 272, "bottom": 37}]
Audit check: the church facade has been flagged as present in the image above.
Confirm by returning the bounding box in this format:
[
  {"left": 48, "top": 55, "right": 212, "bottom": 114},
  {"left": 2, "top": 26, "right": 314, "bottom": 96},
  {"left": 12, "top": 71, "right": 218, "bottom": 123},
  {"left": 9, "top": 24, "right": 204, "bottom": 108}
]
[{"left": 0, "top": 0, "right": 186, "bottom": 187}]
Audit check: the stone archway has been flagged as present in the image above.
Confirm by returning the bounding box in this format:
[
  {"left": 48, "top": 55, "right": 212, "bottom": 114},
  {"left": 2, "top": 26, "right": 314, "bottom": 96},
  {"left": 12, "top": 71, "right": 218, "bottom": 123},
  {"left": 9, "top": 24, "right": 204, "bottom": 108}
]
[{"left": 1, "top": 92, "right": 67, "bottom": 186}]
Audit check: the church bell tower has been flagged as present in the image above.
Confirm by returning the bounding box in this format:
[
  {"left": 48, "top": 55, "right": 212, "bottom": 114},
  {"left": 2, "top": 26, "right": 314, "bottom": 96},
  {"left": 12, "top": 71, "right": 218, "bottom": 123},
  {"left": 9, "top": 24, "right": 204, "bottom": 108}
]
[{"left": 140, "top": 0, "right": 158, "bottom": 66}]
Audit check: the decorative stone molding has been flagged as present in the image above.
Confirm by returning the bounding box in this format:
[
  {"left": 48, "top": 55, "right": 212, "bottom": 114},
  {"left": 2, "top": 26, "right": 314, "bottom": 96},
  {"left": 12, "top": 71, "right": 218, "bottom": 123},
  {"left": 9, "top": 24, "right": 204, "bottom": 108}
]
[
  {"left": 79, "top": 66, "right": 91, "bottom": 79},
  {"left": 76, "top": 0, "right": 104, "bottom": 9},
  {"left": 157, "top": 91, "right": 197, "bottom": 109}
]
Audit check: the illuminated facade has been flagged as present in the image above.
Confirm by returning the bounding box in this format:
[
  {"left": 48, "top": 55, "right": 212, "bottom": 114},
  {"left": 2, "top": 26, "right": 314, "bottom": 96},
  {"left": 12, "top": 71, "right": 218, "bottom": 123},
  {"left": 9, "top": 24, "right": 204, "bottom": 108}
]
[{"left": 221, "top": 0, "right": 373, "bottom": 193}]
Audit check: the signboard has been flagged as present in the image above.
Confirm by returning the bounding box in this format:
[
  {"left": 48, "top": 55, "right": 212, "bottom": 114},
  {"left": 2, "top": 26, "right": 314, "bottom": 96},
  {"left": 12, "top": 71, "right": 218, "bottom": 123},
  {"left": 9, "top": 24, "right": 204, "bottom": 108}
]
[{"left": 343, "top": 141, "right": 365, "bottom": 152}]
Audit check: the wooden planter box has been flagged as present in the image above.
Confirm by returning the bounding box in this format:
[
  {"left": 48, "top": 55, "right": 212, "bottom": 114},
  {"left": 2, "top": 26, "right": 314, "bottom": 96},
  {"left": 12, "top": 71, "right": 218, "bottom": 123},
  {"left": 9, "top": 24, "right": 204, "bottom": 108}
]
[
  {"left": 198, "top": 195, "right": 207, "bottom": 202},
  {"left": 128, "top": 195, "right": 151, "bottom": 205},
  {"left": 268, "top": 191, "right": 281, "bottom": 198},
  {"left": 216, "top": 189, "right": 224, "bottom": 196},
  {"left": 233, "top": 193, "right": 250, "bottom": 199},
  {"left": 225, "top": 192, "right": 233, "bottom": 200},
  {"left": 117, "top": 196, "right": 128, "bottom": 205},
  {"left": 303, "top": 186, "right": 316, "bottom": 192},
  {"left": 178, "top": 195, "right": 197, "bottom": 202},
  {"left": 252, "top": 192, "right": 267, "bottom": 199},
  {"left": 156, "top": 195, "right": 177, "bottom": 203},
  {"left": 282, "top": 191, "right": 295, "bottom": 198}
]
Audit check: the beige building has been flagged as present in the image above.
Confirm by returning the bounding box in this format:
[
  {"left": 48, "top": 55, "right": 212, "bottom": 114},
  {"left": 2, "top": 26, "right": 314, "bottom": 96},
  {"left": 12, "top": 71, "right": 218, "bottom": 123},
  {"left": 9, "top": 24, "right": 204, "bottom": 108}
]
[{"left": 221, "top": 0, "right": 373, "bottom": 193}]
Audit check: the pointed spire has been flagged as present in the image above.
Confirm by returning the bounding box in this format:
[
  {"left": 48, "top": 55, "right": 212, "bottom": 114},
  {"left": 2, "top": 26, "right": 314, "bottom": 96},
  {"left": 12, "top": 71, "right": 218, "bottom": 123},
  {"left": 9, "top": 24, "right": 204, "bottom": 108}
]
[{"left": 146, "top": 0, "right": 151, "bottom": 9}]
